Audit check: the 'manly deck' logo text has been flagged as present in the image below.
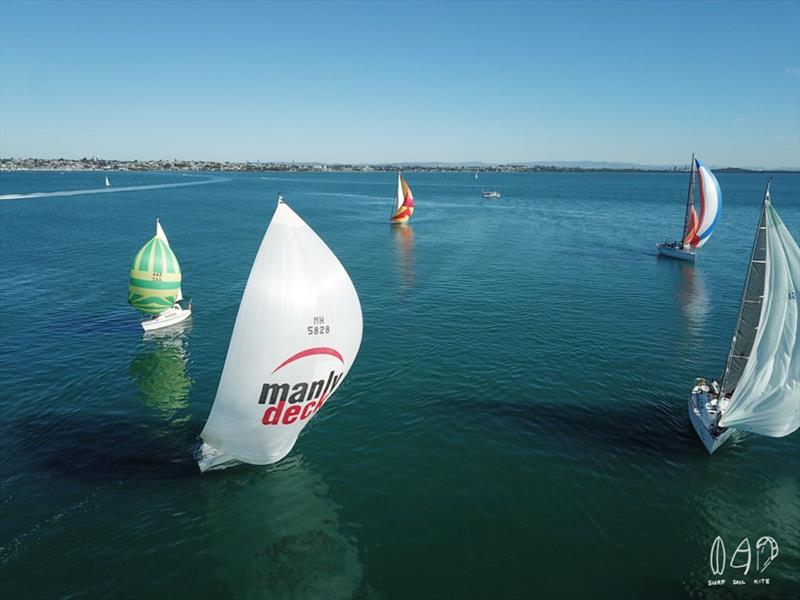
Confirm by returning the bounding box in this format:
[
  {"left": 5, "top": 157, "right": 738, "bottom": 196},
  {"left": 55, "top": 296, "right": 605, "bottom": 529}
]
[{"left": 257, "top": 347, "right": 344, "bottom": 426}]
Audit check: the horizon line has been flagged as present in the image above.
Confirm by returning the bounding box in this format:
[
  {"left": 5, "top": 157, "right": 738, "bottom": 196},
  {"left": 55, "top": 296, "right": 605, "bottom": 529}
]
[{"left": 2, "top": 156, "right": 799, "bottom": 172}]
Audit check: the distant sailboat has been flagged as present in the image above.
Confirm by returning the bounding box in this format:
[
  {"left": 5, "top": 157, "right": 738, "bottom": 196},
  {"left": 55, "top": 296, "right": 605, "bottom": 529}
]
[
  {"left": 128, "top": 219, "right": 192, "bottom": 331},
  {"left": 105, "top": 176, "right": 110, "bottom": 187},
  {"left": 657, "top": 155, "right": 722, "bottom": 262},
  {"left": 195, "top": 195, "right": 363, "bottom": 472},
  {"left": 475, "top": 171, "right": 479, "bottom": 180},
  {"left": 390, "top": 173, "right": 415, "bottom": 224},
  {"left": 688, "top": 181, "right": 799, "bottom": 453}
]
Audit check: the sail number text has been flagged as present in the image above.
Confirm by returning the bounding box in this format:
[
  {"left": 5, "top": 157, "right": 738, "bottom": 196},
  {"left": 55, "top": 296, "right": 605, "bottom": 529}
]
[{"left": 307, "top": 315, "right": 330, "bottom": 336}]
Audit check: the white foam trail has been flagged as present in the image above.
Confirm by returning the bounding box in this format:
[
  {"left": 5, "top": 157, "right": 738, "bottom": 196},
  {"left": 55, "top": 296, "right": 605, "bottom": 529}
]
[{"left": 0, "top": 176, "right": 227, "bottom": 200}]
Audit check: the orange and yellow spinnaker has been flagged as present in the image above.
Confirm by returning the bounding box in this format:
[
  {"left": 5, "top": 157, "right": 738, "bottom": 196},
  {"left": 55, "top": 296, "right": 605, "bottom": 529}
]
[{"left": 390, "top": 173, "right": 415, "bottom": 224}]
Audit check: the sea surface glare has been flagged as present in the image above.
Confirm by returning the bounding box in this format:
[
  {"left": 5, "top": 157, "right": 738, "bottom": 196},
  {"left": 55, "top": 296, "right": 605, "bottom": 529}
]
[{"left": 0, "top": 170, "right": 798, "bottom": 598}]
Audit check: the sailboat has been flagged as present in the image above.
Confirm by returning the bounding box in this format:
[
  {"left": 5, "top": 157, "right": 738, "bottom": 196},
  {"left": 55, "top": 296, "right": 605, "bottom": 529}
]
[
  {"left": 688, "top": 181, "right": 799, "bottom": 454},
  {"left": 105, "top": 176, "right": 110, "bottom": 187},
  {"left": 128, "top": 219, "right": 192, "bottom": 332},
  {"left": 657, "top": 155, "right": 722, "bottom": 263},
  {"left": 390, "top": 173, "right": 415, "bottom": 224},
  {"left": 475, "top": 171, "right": 479, "bottom": 180},
  {"left": 195, "top": 195, "right": 363, "bottom": 472}
]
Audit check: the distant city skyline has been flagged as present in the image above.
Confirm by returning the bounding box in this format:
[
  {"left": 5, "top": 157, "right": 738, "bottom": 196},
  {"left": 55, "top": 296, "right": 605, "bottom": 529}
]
[{"left": 1, "top": 1, "right": 799, "bottom": 169}]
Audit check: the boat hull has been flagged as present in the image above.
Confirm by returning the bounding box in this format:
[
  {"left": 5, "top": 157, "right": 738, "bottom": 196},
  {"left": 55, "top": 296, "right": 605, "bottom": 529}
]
[
  {"left": 141, "top": 305, "right": 191, "bottom": 331},
  {"left": 657, "top": 243, "right": 696, "bottom": 263},
  {"left": 688, "top": 393, "right": 734, "bottom": 454},
  {"left": 194, "top": 442, "right": 243, "bottom": 473}
]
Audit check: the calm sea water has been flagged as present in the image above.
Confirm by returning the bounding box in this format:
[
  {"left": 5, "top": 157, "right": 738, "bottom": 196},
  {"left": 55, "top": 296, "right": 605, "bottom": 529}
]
[{"left": 1, "top": 170, "right": 798, "bottom": 599}]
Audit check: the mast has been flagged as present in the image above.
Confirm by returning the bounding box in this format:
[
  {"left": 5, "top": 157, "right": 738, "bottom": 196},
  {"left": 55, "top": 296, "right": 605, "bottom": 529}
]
[
  {"left": 681, "top": 154, "right": 696, "bottom": 244},
  {"left": 719, "top": 179, "right": 771, "bottom": 399}
]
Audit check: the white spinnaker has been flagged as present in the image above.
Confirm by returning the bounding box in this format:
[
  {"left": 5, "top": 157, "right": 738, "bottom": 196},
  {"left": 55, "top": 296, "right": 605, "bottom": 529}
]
[
  {"left": 200, "top": 202, "right": 363, "bottom": 465},
  {"left": 156, "top": 219, "right": 167, "bottom": 242},
  {"left": 396, "top": 173, "right": 404, "bottom": 211},
  {"left": 694, "top": 160, "right": 722, "bottom": 248},
  {"left": 719, "top": 204, "right": 800, "bottom": 436},
  {"left": 155, "top": 219, "right": 183, "bottom": 302}
]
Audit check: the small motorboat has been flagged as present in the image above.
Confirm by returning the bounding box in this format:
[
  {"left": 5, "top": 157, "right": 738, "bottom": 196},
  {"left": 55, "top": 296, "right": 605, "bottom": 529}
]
[
  {"left": 141, "top": 302, "right": 192, "bottom": 332},
  {"left": 481, "top": 190, "right": 501, "bottom": 198}
]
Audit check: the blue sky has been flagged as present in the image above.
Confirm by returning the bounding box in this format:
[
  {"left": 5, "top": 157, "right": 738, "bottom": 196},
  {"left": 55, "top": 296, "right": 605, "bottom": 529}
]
[{"left": 1, "top": 0, "right": 798, "bottom": 168}]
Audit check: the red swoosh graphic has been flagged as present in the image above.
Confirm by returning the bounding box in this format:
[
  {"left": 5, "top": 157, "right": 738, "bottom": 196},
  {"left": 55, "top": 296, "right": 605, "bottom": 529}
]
[{"left": 272, "top": 347, "right": 344, "bottom": 374}]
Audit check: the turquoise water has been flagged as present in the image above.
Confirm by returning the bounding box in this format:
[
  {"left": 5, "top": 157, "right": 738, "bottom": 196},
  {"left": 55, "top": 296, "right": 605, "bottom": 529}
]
[{"left": 1, "top": 170, "right": 798, "bottom": 598}]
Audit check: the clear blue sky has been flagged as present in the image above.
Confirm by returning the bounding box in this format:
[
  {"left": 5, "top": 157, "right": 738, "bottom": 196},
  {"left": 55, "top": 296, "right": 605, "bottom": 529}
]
[{"left": 1, "top": 0, "right": 798, "bottom": 168}]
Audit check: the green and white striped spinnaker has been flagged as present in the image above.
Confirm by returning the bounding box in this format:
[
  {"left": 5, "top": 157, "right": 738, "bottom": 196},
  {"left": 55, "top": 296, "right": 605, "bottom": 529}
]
[{"left": 128, "top": 219, "right": 182, "bottom": 314}]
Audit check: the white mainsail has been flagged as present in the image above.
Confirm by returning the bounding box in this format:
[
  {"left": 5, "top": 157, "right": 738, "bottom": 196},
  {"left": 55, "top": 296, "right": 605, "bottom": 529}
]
[
  {"left": 718, "top": 195, "right": 800, "bottom": 437},
  {"left": 197, "top": 199, "right": 363, "bottom": 471},
  {"left": 155, "top": 219, "right": 183, "bottom": 302},
  {"left": 396, "top": 172, "right": 404, "bottom": 212}
]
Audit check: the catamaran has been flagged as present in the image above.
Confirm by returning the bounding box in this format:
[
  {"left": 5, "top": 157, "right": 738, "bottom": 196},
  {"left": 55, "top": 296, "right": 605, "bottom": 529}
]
[
  {"left": 688, "top": 182, "right": 799, "bottom": 454},
  {"left": 390, "top": 173, "right": 415, "bottom": 224},
  {"left": 195, "top": 195, "right": 363, "bottom": 472},
  {"left": 128, "top": 219, "right": 192, "bottom": 332},
  {"left": 657, "top": 155, "right": 722, "bottom": 263}
]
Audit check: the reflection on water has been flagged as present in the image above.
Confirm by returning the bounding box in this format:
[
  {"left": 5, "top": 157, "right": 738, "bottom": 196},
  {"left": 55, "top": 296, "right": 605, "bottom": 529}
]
[
  {"left": 391, "top": 224, "right": 415, "bottom": 291},
  {"left": 677, "top": 263, "right": 710, "bottom": 337},
  {"left": 130, "top": 323, "right": 193, "bottom": 420},
  {"left": 202, "top": 455, "right": 370, "bottom": 599}
]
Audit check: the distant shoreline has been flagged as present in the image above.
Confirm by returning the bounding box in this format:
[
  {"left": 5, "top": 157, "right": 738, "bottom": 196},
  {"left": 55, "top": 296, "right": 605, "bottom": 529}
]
[{"left": 1, "top": 158, "right": 797, "bottom": 174}]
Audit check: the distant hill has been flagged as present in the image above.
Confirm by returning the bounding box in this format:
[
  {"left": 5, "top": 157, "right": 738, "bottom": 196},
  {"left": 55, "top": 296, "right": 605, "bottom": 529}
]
[{"left": 376, "top": 160, "right": 798, "bottom": 171}]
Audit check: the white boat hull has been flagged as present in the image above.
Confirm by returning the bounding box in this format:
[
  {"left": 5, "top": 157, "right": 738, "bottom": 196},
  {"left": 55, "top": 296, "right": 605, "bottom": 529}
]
[
  {"left": 657, "top": 243, "right": 696, "bottom": 263},
  {"left": 194, "top": 442, "right": 242, "bottom": 473},
  {"left": 688, "top": 390, "right": 734, "bottom": 454},
  {"left": 141, "top": 305, "right": 191, "bottom": 331}
]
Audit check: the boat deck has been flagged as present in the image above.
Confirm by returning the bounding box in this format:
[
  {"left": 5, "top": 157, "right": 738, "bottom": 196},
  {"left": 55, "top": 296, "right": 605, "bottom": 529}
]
[{"left": 688, "top": 384, "right": 734, "bottom": 454}]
